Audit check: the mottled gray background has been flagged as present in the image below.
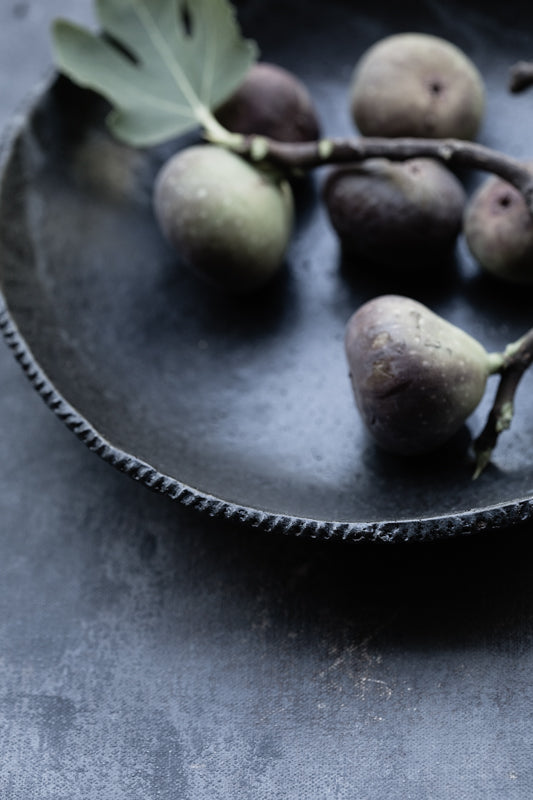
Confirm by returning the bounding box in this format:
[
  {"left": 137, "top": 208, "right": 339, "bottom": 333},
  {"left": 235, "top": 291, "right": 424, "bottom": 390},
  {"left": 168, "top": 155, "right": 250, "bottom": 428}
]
[{"left": 1, "top": 2, "right": 533, "bottom": 798}]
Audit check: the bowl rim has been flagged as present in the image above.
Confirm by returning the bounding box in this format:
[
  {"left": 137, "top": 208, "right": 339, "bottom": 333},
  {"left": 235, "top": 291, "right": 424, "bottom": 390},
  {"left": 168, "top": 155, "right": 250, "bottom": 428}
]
[
  {"left": 2, "top": 300, "right": 533, "bottom": 542},
  {"left": 2, "top": 74, "right": 533, "bottom": 544}
]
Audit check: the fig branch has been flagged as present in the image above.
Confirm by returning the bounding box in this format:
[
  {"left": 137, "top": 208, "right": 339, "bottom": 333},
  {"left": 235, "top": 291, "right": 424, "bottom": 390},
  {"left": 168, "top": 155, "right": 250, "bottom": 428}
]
[
  {"left": 214, "top": 131, "right": 533, "bottom": 212},
  {"left": 509, "top": 60, "right": 533, "bottom": 93},
  {"left": 473, "top": 327, "right": 533, "bottom": 478},
  {"left": 214, "top": 124, "right": 533, "bottom": 478}
]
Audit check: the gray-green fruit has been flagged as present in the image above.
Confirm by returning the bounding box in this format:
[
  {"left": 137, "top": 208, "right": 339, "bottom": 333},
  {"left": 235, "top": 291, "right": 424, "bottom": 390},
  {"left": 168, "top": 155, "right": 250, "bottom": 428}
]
[
  {"left": 153, "top": 145, "right": 294, "bottom": 292},
  {"left": 463, "top": 169, "right": 533, "bottom": 284},
  {"left": 345, "top": 295, "right": 495, "bottom": 454},
  {"left": 349, "top": 33, "right": 485, "bottom": 140},
  {"left": 215, "top": 62, "right": 320, "bottom": 143},
  {"left": 323, "top": 157, "right": 466, "bottom": 270}
]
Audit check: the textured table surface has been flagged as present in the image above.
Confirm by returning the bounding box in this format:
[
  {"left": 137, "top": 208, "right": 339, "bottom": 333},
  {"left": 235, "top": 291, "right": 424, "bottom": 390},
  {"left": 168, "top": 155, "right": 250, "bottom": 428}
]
[{"left": 1, "top": 3, "right": 533, "bottom": 799}]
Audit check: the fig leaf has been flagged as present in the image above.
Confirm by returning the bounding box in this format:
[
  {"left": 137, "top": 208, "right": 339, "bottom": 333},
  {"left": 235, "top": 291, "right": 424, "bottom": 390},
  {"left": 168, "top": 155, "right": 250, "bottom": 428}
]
[{"left": 52, "top": 0, "right": 258, "bottom": 146}]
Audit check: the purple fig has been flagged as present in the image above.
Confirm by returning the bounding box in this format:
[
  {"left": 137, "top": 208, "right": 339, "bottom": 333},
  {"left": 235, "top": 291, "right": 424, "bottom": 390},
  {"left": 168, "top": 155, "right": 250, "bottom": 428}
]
[
  {"left": 323, "top": 157, "right": 466, "bottom": 270},
  {"left": 215, "top": 62, "right": 320, "bottom": 142},
  {"left": 345, "top": 295, "right": 497, "bottom": 454},
  {"left": 464, "top": 168, "right": 533, "bottom": 285}
]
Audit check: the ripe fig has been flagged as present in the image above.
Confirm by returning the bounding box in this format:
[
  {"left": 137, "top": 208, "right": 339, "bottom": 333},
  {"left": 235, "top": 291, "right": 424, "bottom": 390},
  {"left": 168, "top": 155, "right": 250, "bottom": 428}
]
[
  {"left": 463, "top": 168, "right": 533, "bottom": 284},
  {"left": 323, "top": 157, "right": 466, "bottom": 271},
  {"left": 153, "top": 144, "right": 293, "bottom": 293},
  {"left": 215, "top": 62, "right": 321, "bottom": 142},
  {"left": 345, "top": 295, "right": 498, "bottom": 455},
  {"left": 349, "top": 33, "right": 485, "bottom": 140}
]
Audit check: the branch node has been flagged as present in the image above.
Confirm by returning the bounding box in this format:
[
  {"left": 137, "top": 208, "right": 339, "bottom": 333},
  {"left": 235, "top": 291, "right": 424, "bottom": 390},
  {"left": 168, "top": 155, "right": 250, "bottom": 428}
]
[
  {"left": 473, "top": 449, "right": 492, "bottom": 481},
  {"left": 437, "top": 144, "right": 453, "bottom": 160},
  {"left": 318, "top": 139, "right": 334, "bottom": 159},
  {"left": 496, "top": 402, "right": 514, "bottom": 432},
  {"left": 249, "top": 135, "right": 269, "bottom": 161}
]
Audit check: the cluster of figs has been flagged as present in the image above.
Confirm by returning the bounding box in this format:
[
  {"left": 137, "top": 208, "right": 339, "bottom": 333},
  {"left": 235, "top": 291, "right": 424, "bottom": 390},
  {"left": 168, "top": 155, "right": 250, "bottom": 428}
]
[{"left": 153, "top": 33, "right": 533, "bottom": 462}]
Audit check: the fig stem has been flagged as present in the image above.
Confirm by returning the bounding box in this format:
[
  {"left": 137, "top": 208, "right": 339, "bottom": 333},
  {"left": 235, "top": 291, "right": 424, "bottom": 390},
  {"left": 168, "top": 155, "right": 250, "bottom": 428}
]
[
  {"left": 473, "top": 327, "right": 533, "bottom": 478},
  {"left": 220, "top": 133, "right": 533, "bottom": 212},
  {"left": 509, "top": 61, "right": 533, "bottom": 93},
  {"left": 198, "top": 107, "right": 246, "bottom": 151}
]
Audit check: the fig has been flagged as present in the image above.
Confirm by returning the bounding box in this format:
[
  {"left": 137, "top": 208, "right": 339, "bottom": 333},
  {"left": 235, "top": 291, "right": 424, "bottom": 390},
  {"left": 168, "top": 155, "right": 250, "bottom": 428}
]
[
  {"left": 215, "top": 62, "right": 320, "bottom": 142},
  {"left": 463, "top": 169, "right": 533, "bottom": 284},
  {"left": 345, "top": 295, "right": 498, "bottom": 455},
  {"left": 153, "top": 144, "right": 293, "bottom": 292},
  {"left": 349, "top": 33, "right": 485, "bottom": 140},
  {"left": 323, "top": 157, "right": 466, "bottom": 270}
]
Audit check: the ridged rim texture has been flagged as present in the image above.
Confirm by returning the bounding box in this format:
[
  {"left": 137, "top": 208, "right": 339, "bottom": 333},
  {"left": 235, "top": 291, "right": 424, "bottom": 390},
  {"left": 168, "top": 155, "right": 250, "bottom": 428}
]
[
  {"left": 3, "top": 302, "right": 533, "bottom": 542},
  {"left": 2, "top": 80, "right": 533, "bottom": 543}
]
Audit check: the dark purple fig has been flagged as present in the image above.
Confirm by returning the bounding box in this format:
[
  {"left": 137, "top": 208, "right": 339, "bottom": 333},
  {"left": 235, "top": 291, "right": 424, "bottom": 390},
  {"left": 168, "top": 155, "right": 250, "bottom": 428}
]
[
  {"left": 345, "top": 295, "right": 498, "bottom": 454},
  {"left": 323, "top": 158, "right": 466, "bottom": 270},
  {"left": 215, "top": 62, "right": 320, "bottom": 142},
  {"left": 463, "top": 168, "right": 533, "bottom": 284},
  {"left": 153, "top": 144, "right": 293, "bottom": 293},
  {"left": 349, "top": 33, "right": 485, "bottom": 140}
]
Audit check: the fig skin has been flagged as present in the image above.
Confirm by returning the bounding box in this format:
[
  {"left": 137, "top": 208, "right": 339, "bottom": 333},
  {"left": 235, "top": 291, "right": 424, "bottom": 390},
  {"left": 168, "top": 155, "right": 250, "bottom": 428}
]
[
  {"left": 215, "top": 62, "right": 321, "bottom": 142},
  {"left": 153, "top": 144, "right": 294, "bottom": 293},
  {"left": 463, "top": 168, "right": 533, "bottom": 285},
  {"left": 349, "top": 33, "right": 485, "bottom": 140},
  {"left": 323, "top": 157, "right": 466, "bottom": 270},
  {"left": 345, "top": 295, "right": 493, "bottom": 455}
]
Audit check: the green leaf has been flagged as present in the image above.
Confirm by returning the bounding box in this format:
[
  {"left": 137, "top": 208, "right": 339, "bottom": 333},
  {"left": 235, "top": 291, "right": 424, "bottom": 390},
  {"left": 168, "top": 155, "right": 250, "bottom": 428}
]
[{"left": 51, "top": 0, "right": 258, "bottom": 146}]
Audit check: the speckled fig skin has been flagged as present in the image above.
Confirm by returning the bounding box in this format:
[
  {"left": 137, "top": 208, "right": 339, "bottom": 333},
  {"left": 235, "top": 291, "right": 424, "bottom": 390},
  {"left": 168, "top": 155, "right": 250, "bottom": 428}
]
[
  {"left": 153, "top": 145, "right": 294, "bottom": 293},
  {"left": 345, "top": 295, "right": 492, "bottom": 455},
  {"left": 463, "top": 167, "right": 533, "bottom": 285},
  {"left": 323, "top": 158, "right": 466, "bottom": 270},
  {"left": 215, "top": 62, "right": 321, "bottom": 142},
  {"left": 349, "top": 33, "right": 485, "bottom": 140}
]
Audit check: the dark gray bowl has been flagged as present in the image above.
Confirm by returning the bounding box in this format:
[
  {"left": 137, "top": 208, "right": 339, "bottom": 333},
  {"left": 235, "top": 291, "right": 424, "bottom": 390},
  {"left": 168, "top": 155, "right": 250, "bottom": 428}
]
[{"left": 2, "top": 0, "right": 533, "bottom": 542}]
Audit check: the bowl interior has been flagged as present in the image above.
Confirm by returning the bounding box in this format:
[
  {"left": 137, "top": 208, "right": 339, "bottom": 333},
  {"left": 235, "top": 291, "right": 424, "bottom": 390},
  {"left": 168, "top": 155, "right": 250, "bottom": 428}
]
[{"left": 2, "top": 0, "right": 533, "bottom": 536}]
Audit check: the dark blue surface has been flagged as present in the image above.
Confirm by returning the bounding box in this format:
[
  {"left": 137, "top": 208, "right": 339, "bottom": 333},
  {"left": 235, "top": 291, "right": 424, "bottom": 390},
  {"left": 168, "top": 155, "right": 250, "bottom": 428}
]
[{"left": 1, "top": 2, "right": 533, "bottom": 798}]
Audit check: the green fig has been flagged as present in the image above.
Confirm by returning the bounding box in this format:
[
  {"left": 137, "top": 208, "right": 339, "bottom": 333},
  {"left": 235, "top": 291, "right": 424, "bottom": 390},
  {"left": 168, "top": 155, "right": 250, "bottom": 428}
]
[
  {"left": 349, "top": 33, "right": 485, "bottom": 140},
  {"left": 345, "top": 295, "right": 499, "bottom": 454},
  {"left": 153, "top": 144, "right": 293, "bottom": 293},
  {"left": 463, "top": 168, "right": 533, "bottom": 285},
  {"left": 215, "top": 62, "right": 321, "bottom": 143},
  {"left": 323, "top": 157, "right": 466, "bottom": 270}
]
